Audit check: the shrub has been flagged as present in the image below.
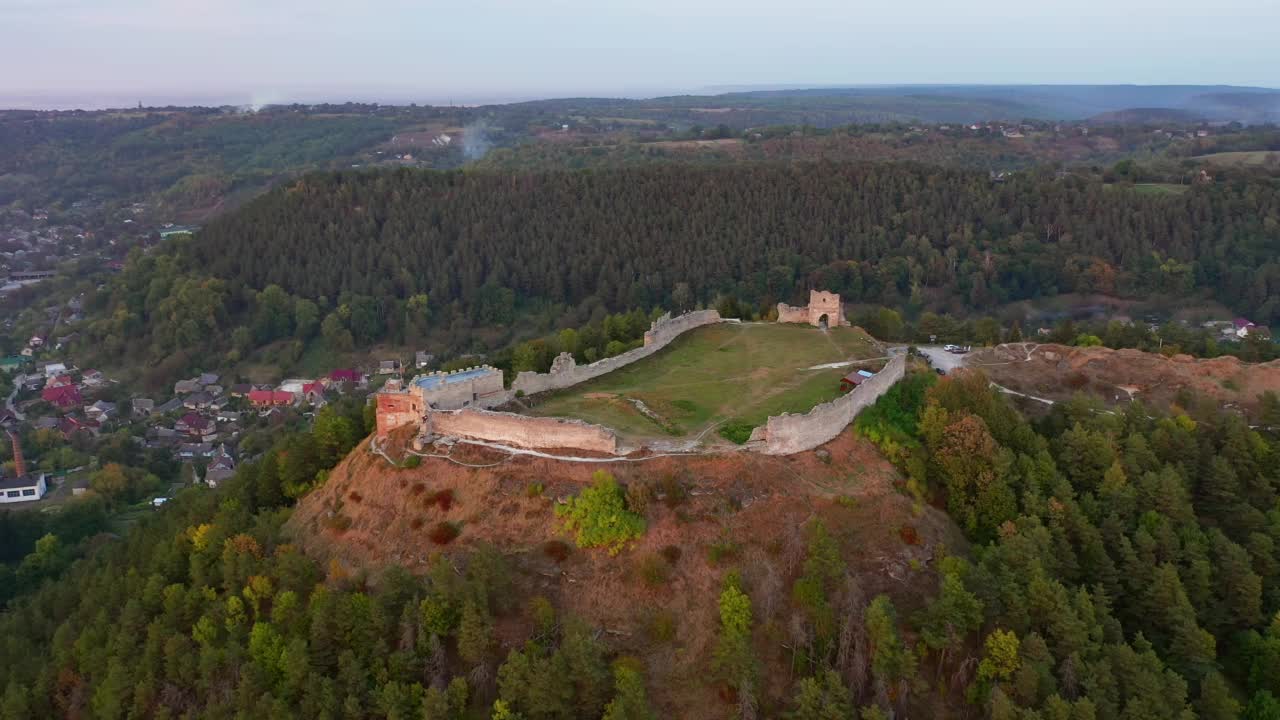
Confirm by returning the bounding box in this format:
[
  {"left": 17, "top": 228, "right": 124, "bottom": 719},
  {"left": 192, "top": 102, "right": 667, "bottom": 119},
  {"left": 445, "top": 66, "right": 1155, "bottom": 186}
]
[
  {"left": 637, "top": 553, "right": 672, "bottom": 587},
  {"left": 410, "top": 483, "right": 426, "bottom": 496},
  {"left": 899, "top": 525, "right": 921, "bottom": 546},
  {"left": 400, "top": 455, "right": 421, "bottom": 469},
  {"left": 555, "top": 471, "right": 646, "bottom": 555},
  {"left": 347, "top": 491, "right": 363, "bottom": 503},
  {"left": 717, "top": 421, "right": 755, "bottom": 445},
  {"left": 428, "top": 522, "right": 460, "bottom": 545},
  {"left": 425, "top": 488, "right": 455, "bottom": 511},
  {"left": 707, "top": 537, "right": 739, "bottom": 565},
  {"left": 410, "top": 517, "right": 425, "bottom": 530},
  {"left": 659, "top": 475, "right": 688, "bottom": 508},
  {"left": 836, "top": 495, "right": 857, "bottom": 508},
  {"left": 625, "top": 479, "right": 655, "bottom": 514},
  {"left": 660, "top": 544, "right": 682, "bottom": 564},
  {"left": 542, "top": 540, "right": 571, "bottom": 563},
  {"left": 324, "top": 514, "right": 352, "bottom": 533},
  {"left": 671, "top": 399, "right": 698, "bottom": 413},
  {"left": 646, "top": 608, "right": 677, "bottom": 644},
  {"left": 526, "top": 482, "right": 545, "bottom": 498}
]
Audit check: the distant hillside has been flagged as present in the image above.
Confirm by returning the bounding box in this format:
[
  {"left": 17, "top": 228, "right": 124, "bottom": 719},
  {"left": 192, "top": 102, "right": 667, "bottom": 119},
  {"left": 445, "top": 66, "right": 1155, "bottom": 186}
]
[
  {"left": 566, "top": 84, "right": 1280, "bottom": 126},
  {"left": 1085, "top": 107, "right": 1204, "bottom": 125}
]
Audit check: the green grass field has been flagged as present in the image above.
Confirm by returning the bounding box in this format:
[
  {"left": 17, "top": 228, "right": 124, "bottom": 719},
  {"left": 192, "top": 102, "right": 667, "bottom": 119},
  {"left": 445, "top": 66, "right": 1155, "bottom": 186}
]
[
  {"left": 525, "top": 323, "right": 881, "bottom": 442},
  {"left": 1193, "top": 151, "right": 1280, "bottom": 167}
]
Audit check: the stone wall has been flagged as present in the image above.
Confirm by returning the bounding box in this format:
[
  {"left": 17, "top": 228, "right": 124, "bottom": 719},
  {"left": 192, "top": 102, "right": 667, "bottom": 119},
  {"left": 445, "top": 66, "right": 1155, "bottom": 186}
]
[
  {"left": 776, "top": 303, "right": 810, "bottom": 324},
  {"left": 431, "top": 408, "right": 619, "bottom": 454},
  {"left": 376, "top": 392, "right": 423, "bottom": 437},
  {"left": 643, "top": 309, "right": 722, "bottom": 346},
  {"left": 512, "top": 309, "right": 721, "bottom": 396},
  {"left": 757, "top": 353, "right": 905, "bottom": 455},
  {"left": 414, "top": 366, "right": 507, "bottom": 410}
]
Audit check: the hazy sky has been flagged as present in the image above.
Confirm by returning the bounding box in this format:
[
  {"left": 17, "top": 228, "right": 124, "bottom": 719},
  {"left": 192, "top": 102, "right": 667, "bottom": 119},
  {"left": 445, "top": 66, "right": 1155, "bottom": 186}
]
[{"left": 2, "top": 0, "right": 1277, "bottom": 108}]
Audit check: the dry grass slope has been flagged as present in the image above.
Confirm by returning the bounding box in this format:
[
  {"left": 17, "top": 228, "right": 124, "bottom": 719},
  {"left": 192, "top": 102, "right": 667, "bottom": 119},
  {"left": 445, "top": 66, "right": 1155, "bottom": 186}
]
[{"left": 287, "top": 428, "right": 965, "bottom": 716}]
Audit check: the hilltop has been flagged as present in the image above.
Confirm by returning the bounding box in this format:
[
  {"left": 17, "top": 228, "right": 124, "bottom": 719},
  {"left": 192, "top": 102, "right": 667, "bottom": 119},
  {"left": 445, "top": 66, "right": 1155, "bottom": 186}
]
[{"left": 287, "top": 427, "right": 965, "bottom": 716}]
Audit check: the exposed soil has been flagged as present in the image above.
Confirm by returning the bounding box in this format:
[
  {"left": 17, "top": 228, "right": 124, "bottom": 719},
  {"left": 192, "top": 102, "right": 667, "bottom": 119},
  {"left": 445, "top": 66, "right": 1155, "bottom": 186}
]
[
  {"left": 970, "top": 342, "right": 1280, "bottom": 415},
  {"left": 288, "top": 427, "right": 965, "bottom": 717}
]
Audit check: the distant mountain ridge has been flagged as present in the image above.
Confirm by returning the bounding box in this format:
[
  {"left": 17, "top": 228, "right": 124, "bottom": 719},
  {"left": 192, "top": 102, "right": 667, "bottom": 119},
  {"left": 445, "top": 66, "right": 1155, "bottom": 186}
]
[
  {"left": 699, "top": 84, "right": 1280, "bottom": 123},
  {"left": 501, "top": 84, "right": 1280, "bottom": 127}
]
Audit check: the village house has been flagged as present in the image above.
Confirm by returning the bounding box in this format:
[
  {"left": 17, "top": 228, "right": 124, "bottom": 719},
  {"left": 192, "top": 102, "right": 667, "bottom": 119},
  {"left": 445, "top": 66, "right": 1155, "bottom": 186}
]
[
  {"left": 248, "top": 390, "right": 295, "bottom": 407},
  {"left": 302, "top": 380, "right": 326, "bottom": 405},
  {"left": 278, "top": 379, "right": 310, "bottom": 394},
  {"left": 0, "top": 473, "right": 46, "bottom": 503},
  {"left": 327, "top": 368, "right": 365, "bottom": 390},
  {"left": 80, "top": 369, "right": 105, "bottom": 387},
  {"left": 43, "top": 362, "right": 67, "bottom": 378},
  {"left": 198, "top": 372, "right": 219, "bottom": 387},
  {"left": 175, "top": 412, "right": 217, "bottom": 441},
  {"left": 416, "top": 351, "right": 435, "bottom": 368},
  {"left": 132, "top": 398, "right": 155, "bottom": 417},
  {"left": 154, "top": 397, "right": 184, "bottom": 415},
  {"left": 183, "top": 391, "right": 215, "bottom": 410},
  {"left": 204, "top": 444, "right": 236, "bottom": 487},
  {"left": 0, "top": 431, "right": 46, "bottom": 504},
  {"left": 178, "top": 443, "right": 215, "bottom": 460},
  {"left": 229, "top": 384, "right": 253, "bottom": 398},
  {"left": 59, "top": 415, "right": 99, "bottom": 440},
  {"left": 85, "top": 400, "right": 117, "bottom": 422},
  {"left": 378, "top": 359, "right": 401, "bottom": 375},
  {"left": 46, "top": 374, "right": 73, "bottom": 389},
  {"left": 41, "top": 383, "right": 82, "bottom": 410}
]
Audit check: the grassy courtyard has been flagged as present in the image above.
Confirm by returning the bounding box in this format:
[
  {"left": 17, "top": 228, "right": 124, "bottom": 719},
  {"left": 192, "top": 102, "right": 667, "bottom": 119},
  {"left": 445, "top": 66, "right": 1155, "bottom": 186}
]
[{"left": 524, "top": 322, "right": 881, "bottom": 443}]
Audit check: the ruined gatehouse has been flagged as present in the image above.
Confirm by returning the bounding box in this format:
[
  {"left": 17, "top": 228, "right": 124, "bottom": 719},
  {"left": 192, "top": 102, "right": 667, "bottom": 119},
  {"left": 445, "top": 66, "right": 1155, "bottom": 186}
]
[{"left": 776, "top": 290, "right": 849, "bottom": 328}]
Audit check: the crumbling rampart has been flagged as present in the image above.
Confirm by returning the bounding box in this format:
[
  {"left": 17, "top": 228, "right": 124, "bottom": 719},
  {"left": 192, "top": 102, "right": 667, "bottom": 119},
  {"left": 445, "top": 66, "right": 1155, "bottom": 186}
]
[
  {"left": 431, "top": 408, "right": 619, "bottom": 454},
  {"left": 756, "top": 353, "right": 905, "bottom": 455},
  {"left": 512, "top": 309, "right": 721, "bottom": 396}
]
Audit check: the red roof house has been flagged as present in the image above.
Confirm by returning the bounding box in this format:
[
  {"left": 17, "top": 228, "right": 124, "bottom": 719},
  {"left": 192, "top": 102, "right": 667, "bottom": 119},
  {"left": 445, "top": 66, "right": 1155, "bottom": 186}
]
[
  {"left": 249, "top": 390, "right": 295, "bottom": 406},
  {"left": 328, "top": 369, "right": 360, "bottom": 384},
  {"left": 839, "top": 372, "right": 864, "bottom": 393},
  {"left": 42, "top": 384, "right": 82, "bottom": 410},
  {"left": 59, "top": 415, "right": 100, "bottom": 439}
]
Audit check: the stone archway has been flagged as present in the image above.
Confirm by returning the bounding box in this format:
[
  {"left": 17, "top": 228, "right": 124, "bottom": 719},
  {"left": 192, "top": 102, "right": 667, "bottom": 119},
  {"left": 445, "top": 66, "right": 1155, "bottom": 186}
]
[{"left": 817, "top": 313, "right": 829, "bottom": 330}]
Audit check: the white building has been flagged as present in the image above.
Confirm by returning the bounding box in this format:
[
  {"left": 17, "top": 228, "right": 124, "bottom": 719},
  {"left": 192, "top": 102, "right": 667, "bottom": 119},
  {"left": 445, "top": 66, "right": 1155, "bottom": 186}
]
[{"left": 0, "top": 474, "right": 47, "bottom": 503}]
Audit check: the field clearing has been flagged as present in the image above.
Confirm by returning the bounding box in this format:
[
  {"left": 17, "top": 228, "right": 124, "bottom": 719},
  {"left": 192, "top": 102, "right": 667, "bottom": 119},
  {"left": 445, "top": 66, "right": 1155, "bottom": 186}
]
[
  {"left": 1193, "top": 150, "right": 1280, "bottom": 167},
  {"left": 1104, "top": 182, "right": 1189, "bottom": 196},
  {"left": 524, "top": 323, "right": 881, "bottom": 442},
  {"left": 1132, "top": 183, "right": 1190, "bottom": 195}
]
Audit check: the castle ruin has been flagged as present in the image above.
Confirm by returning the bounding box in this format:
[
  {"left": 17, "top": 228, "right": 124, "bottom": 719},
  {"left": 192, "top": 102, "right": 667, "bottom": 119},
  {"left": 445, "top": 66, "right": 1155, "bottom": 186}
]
[
  {"left": 375, "top": 365, "right": 507, "bottom": 436},
  {"left": 776, "top": 290, "right": 848, "bottom": 328}
]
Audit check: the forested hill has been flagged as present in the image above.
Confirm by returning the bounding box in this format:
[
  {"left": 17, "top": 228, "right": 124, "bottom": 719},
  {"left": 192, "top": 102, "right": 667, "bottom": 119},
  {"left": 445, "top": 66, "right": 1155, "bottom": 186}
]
[{"left": 189, "top": 163, "right": 1280, "bottom": 326}]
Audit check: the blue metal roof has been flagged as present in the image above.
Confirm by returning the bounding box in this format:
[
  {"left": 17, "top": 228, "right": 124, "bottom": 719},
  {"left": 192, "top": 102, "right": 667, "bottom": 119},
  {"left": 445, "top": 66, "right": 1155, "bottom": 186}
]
[
  {"left": 414, "top": 368, "right": 491, "bottom": 391},
  {"left": 856, "top": 369, "right": 875, "bottom": 378}
]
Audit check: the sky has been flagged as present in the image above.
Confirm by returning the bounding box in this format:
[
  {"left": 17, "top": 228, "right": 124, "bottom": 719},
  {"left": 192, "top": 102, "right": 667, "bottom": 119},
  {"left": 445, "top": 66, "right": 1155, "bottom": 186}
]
[{"left": 2, "top": 0, "right": 1277, "bottom": 109}]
